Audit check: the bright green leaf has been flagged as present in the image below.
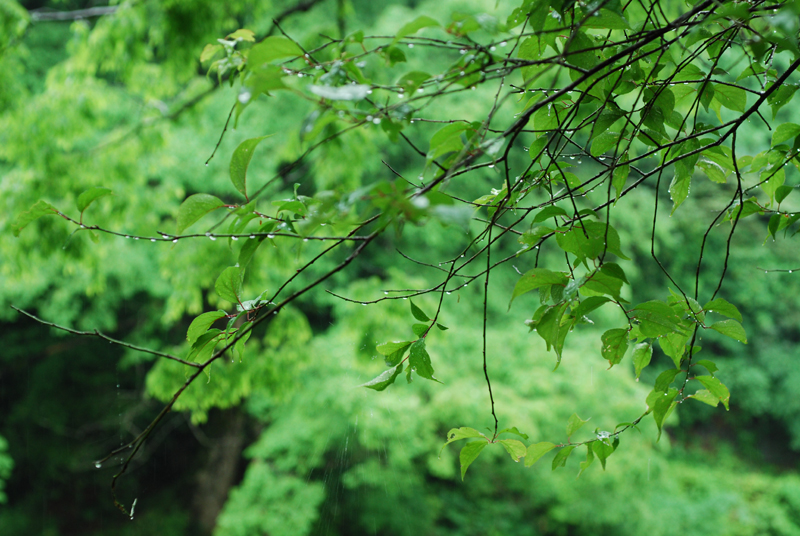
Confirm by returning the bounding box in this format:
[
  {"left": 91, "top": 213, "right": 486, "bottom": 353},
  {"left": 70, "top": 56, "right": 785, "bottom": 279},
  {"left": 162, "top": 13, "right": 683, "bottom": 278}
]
[
  {"left": 459, "top": 441, "right": 487, "bottom": 480},
  {"left": 499, "top": 439, "right": 527, "bottom": 462},
  {"left": 176, "top": 194, "right": 226, "bottom": 234},
  {"left": 525, "top": 442, "right": 556, "bottom": 467},
  {"left": 632, "top": 342, "right": 653, "bottom": 379},
  {"left": 703, "top": 298, "right": 742, "bottom": 322},
  {"left": 695, "top": 375, "right": 731, "bottom": 410},
  {"left": 247, "top": 37, "right": 303, "bottom": 68},
  {"left": 187, "top": 311, "right": 227, "bottom": 343},
  {"left": 215, "top": 266, "right": 244, "bottom": 303},
  {"left": 771, "top": 123, "right": 800, "bottom": 146},
  {"left": 230, "top": 136, "right": 272, "bottom": 198},
  {"left": 709, "top": 319, "right": 747, "bottom": 343}
]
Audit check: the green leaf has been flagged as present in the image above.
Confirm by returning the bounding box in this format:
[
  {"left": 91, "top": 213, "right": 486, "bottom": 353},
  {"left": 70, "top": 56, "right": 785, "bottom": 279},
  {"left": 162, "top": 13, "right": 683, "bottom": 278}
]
[
  {"left": 652, "top": 388, "right": 678, "bottom": 441},
  {"left": 632, "top": 342, "right": 653, "bottom": 379},
  {"left": 230, "top": 136, "right": 271, "bottom": 199},
  {"left": 669, "top": 175, "right": 691, "bottom": 215},
  {"left": 393, "top": 15, "right": 440, "bottom": 44},
  {"left": 12, "top": 200, "right": 58, "bottom": 237},
  {"left": 227, "top": 29, "right": 255, "bottom": 42},
  {"left": 654, "top": 368, "right": 681, "bottom": 392},
  {"left": 703, "top": 298, "right": 742, "bottom": 322},
  {"left": 573, "top": 296, "right": 610, "bottom": 319},
  {"left": 689, "top": 389, "right": 720, "bottom": 407},
  {"left": 308, "top": 84, "right": 371, "bottom": 101},
  {"left": 499, "top": 439, "right": 527, "bottom": 462},
  {"left": 771, "top": 123, "right": 800, "bottom": 146},
  {"left": 693, "top": 359, "right": 718, "bottom": 375},
  {"left": 611, "top": 156, "right": 629, "bottom": 202},
  {"left": 582, "top": 9, "right": 632, "bottom": 30},
  {"left": 509, "top": 268, "right": 568, "bottom": 308},
  {"left": 459, "top": 441, "right": 488, "bottom": 480},
  {"left": 176, "top": 194, "right": 226, "bottom": 234},
  {"left": 631, "top": 300, "right": 687, "bottom": 338},
  {"left": 187, "top": 311, "right": 227, "bottom": 343},
  {"left": 200, "top": 43, "right": 223, "bottom": 63},
  {"left": 525, "top": 442, "right": 557, "bottom": 467},
  {"left": 497, "top": 427, "right": 529, "bottom": 440},
  {"left": 442, "top": 427, "right": 486, "bottom": 451},
  {"left": 533, "top": 206, "right": 568, "bottom": 223},
  {"left": 601, "top": 328, "right": 628, "bottom": 365},
  {"left": 409, "top": 300, "right": 430, "bottom": 321},
  {"left": 577, "top": 445, "right": 594, "bottom": 477},
  {"left": 76, "top": 187, "right": 112, "bottom": 214},
  {"left": 247, "top": 37, "right": 303, "bottom": 68},
  {"left": 590, "top": 131, "right": 621, "bottom": 157},
  {"left": 709, "top": 319, "right": 747, "bottom": 344},
  {"left": 376, "top": 341, "right": 412, "bottom": 366},
  {"left": 592, "top": 438, "right": 616, "bottom": 470},
  {"left": 408, "top": 339, "right": 436, "bottom": 380},
  {"left": 215, "top": 266, "right": 244, "bottom": 303},
  {"left": 186, "top": 329, "right": 224, "bottom": 365},
  {"left": 360, "top": 363, "right": 404, "bottom": 391},
  {"left": 712, "top": 83, "right": 746, "bottom": 112},
  {"left": 566, "top": 413, "right": 589, "bottom": 437},
  {"left": 411, "top": 323, "right": 429, "bottom": 338},
  {"left": 556, "top": 221, "right": 629, "bottom": 262},
  {"left": 695, "top": 375, "right": 731, "bottom": 410},
  {"left": 551, "top": 445, "right": 576, "bottom": 470}
]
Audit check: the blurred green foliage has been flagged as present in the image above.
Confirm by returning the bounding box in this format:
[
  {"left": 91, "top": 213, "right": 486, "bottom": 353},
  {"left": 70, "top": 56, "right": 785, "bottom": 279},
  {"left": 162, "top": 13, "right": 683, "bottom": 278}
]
[{"left": 1, "top": 0, "right": 800, "bottom": 535}]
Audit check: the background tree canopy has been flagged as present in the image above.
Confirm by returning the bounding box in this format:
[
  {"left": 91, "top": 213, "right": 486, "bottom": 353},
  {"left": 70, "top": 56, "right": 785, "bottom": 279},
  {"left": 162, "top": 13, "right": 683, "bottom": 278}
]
[{"left": 2, "top": 0, "right": 800, "bottom": 534}]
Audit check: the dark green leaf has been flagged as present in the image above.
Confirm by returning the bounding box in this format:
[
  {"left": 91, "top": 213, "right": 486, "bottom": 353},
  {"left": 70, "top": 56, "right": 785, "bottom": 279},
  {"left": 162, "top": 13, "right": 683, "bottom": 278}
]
[
  {"left": 459, "top": 441, "right": 488, "bottom": 480},
  {"left": 230, "top": 136, "right": 271, "bottom": 198},
  {"left": 409, "top": 300, "right": 430, "bottom": 321},
  {"left": 631, "top": 300, "right": 687, "bottom": 338},
  {"left": 611, "top": 156, "right": 630, "bottom": 202},
  {"left": 551, "top": 445, "right": 576, "bottom": 470},
  {"left": 360, "top": 363, "right": 404, "bottom": 391},
  {"left": 176, "top": 194, "right": 226, "bottom": 234},
  {"left": 187, "top": 311, "right": 227, "bottom": 343},
  {"left": 573, "top": 296, "right": 610, "bottom": 318},
  {"left": 408, "top": 339, "right": 436, "bottom": 380},
  {"left": 525, "top": 442, "right": 556, "bottom": 467}
]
